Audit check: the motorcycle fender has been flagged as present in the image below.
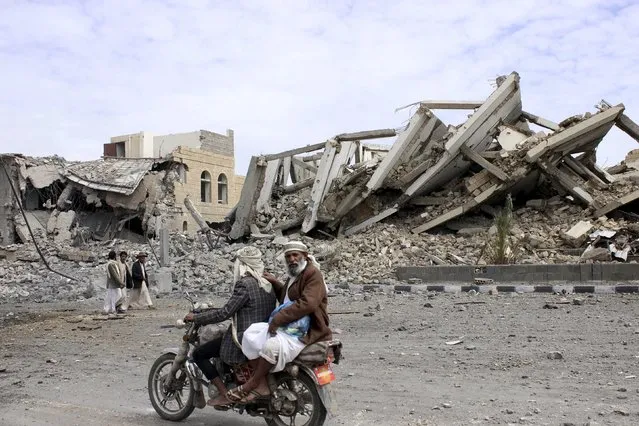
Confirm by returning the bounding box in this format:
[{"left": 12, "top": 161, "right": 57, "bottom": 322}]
[
  {"left": 295, "top": 364, "right": 320, "bottom": 386},
  {"left": 295, "top": 365, "right": 336, "bottom": 415},
  {"left": 162, "top": 347, "right": 180, "bottom": 356}
]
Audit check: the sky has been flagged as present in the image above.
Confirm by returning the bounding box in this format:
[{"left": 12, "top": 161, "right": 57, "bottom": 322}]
[{"left": 1, "top": 0, "right": 639, "bottom": 175}]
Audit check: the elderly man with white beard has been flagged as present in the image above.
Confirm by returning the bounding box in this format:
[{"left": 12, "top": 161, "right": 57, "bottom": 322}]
[{"left": 226, "top": 241, "right": 332, "bottom": 403}]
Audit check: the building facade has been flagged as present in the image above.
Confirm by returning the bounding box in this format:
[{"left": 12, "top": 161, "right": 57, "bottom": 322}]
[{"left": 103, "top": 129, "right": 244, "bottom": 231}]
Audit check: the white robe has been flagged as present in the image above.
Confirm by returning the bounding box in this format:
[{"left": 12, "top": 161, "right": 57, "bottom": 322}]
[
  {"left": 242, "top": 323, "right": 306, "bottom": 372},
  {"left": 103, "top": 288, "right": 121, "bottom": 314},
  {"left": 241, "top": 279, "right": 306, "bottom": 372},
  {"left": 127, "top": 282, "right": 153, "bottom": 308}
]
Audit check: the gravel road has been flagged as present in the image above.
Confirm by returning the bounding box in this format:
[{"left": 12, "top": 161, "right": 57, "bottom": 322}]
[{"left": 1, "top": 289, "right": 638, "bottom": 425}]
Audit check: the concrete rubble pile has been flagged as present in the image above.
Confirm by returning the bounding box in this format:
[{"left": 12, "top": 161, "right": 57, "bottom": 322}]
[
  {"left": 227, "top": 71, "right": 639, "bottom": 262},
  {"left": 0, "top": 154, "right": 184, "bottom": 248}
]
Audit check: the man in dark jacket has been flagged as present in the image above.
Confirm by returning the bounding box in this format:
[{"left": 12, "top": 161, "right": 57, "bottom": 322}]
[
  {"left": 228, "top": 241, "right": 331, "bottom": 403},
  {"left": 129, "top": 252, "right": 154, "bottom": 309},
  {"left": 184, "top": 246, "right": 276, "bottom": 407}
]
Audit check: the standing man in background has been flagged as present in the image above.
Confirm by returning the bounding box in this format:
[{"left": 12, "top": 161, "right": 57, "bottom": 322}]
[
  {"left": 115, "top": 251, "right": 132, "bottom": 313},
  {"left": 104, "top": 250, "right": 124, "bottom": 315},
  {"left": 129, "top": 252, "right": 155, "bottom": 310}
]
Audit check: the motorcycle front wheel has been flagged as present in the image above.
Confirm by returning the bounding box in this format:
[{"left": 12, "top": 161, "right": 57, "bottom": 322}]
[
  {"left": 148, "top": 353, "right": 196, "bottom": 421},
  {"left": 265, "top": 371, "right": 327, "bottom": 426}
]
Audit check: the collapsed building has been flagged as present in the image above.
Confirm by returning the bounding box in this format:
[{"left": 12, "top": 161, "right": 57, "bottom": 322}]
[
  {"left": 228, "top": 72, "right": 639, "bottom": 264},
  {"left": 0, "top": 128, "right": 245, "bottom": 248},
  {"left": 0, "top": 155, "right": 183, "bottom": 247}
]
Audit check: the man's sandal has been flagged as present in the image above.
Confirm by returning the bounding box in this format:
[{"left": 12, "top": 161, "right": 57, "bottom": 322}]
[
  {"left": 239, "top": 389, "right": 270, "bottom": 404},
  {"left": 226, "top": 385, "right": 248, "bottom": 402}
]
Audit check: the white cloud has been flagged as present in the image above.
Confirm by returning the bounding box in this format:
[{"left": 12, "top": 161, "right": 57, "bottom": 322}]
[{"left": 1, "top": 0, "right": 638, "bottom": 173}]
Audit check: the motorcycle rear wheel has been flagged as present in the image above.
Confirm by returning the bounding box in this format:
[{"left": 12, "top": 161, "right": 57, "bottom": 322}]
[
  {"left": 148, "top": 353, "right": 196, "bottom": 421},
  {"left": 265, "top": 371, "right": 327, "bottom": 426}
]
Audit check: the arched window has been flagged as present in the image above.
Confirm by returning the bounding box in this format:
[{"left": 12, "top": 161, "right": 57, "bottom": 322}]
[
  {"left": 182, "top": 221, "right": 188, "bottom": 232},
  {"left": 200, "top": 171, "right": 211, "bottom": 203},
  {"left": 217, "top": 173, "right": 228, "bottom": 204}
]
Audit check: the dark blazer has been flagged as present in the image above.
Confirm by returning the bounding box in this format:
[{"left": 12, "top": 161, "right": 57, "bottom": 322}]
[
  {"left": 131, "top": 261, "right": 147, "bottom": 289},
  {"left": 270, "top": 264, "right": 332, "bottom": 345},
  {"left": 193, "top": 276, "right": 276, "bottom": 365}
]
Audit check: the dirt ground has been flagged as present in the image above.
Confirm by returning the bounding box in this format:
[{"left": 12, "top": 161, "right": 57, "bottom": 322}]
[{"left": 1, "top": 289, "right": 638, "bottom": 426}]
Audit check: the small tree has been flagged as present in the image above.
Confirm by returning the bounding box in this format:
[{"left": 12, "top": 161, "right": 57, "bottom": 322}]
[{"left": 480, "top": 194, "right": 520, "bottom": 264}]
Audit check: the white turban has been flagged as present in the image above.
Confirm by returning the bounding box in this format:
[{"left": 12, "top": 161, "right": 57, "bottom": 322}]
[
  {"left": 233, "top": 246, "right": 272, "bottom": 293},
  {"left": 282, "top": 240, "right": 321, "bottom": 270}
]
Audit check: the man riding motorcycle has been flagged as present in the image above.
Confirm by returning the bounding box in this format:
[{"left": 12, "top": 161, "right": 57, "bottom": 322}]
[
  {"left": 184, "top": 246, "right": 276, "bottom": 407},
  {"left": 227, "top": 240, "right": 332, "bottom": 403}
]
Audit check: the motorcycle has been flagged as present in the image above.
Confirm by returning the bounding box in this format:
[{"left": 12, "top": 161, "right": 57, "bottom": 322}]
[{"left": 148, "top": 292, "right": 342, "bottom": 426}]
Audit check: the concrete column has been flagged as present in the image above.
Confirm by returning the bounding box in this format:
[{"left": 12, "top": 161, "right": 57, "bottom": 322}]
[{"left": 159, "top": 228, "right": 169, "bottom": 267}]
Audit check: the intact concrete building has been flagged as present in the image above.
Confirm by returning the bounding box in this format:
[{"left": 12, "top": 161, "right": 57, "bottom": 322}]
[{"left": 103, "top": 129, "right": 245, "bottom": 233}]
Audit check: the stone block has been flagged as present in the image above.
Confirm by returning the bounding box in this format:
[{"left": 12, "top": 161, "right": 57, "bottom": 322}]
[
  {"left": 152, "top": 268, "right": 173, "bottom": 294},
  {"left": 525, "top": 199, "right": 546, "bottom": 210},
  {"left": 573, "top": 286, "right": 595, "bottom": 293},
  {"left": 580, "top": 247, "right": 611, "bottom": 262},
  {"left": 57, "top": 247, "right": 97, "bottom": 262},
  {"left": 0, "top": 247, "right": 17, "bottom": 262},
  {"left": 562, "top": 220, "right": 593, "bottom": 248},
  {"left": 456, "top": 227, "right": 486, "bottom": 236},
  {"left": 615, "top": 285, "right": 639, "bottom": 293}
]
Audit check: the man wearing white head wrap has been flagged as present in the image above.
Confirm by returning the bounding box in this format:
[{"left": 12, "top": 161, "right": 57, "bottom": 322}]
[
  {"left": 228, "top": 241, "right": 332, "bottom": 403},
  {"left": 184, "top": 246, "right": 276, "bottom": 407}
]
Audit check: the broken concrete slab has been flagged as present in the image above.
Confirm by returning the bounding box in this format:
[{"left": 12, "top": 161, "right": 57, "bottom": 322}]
[
  {"left": 521, "top": 111, "right": 560, "bottom": 131},
  {"left": 256, "top": 158, "right": 283, "bottom": 213},
  {"left": 25, "top": 164, "right": 62, "bottom": 189},
  {"left": 335, "top": 129, "right": 397, "bottom": 141},
  {"left": 593, "top": 189, "right": 639, "bottom": 218},
  {"left": 562, "top": 220, "right": 593, "bottom": 247},
  {"left": 496, "top": 125, "right": 531, "bottom": 151},
  {"left": 302, "top": 140, "right": 357, "bottom": 233},
  {"left": 408, "top": 100, "right": 483, "bottom": 110},
  {"left": 47, "top": 210, "right": 76, "bottom": 243},
  {"left": 537, "top": 161, "right": 594, "bottom": 205},
  {"left": 526, "top": 106, "right": 624, "bottom": 163},
  {"left": 615, "top": 113, "right": 639, "bottom": 144},
  {"left": 229, "top": 156, "right": 267, "bottom": 240}
]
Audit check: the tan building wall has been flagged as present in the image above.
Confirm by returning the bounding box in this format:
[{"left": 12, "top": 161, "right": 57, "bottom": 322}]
[
  {"left": 170, "top": 146, "right": 243, "bottom": 232},
  {"left": 108, "top": 128, "right": 242, "bottom": 234},
  {"left": 154, "top": 131, "right": 200, "bottom": 158},
  {"left": 109, "top": 132, "right": 154, "bottom": 158}
]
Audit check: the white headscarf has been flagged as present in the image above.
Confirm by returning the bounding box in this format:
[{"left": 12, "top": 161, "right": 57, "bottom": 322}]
[
  {"left": 230, "top": 246, "right": 272, "bottom": 350},
  {"left": 233, "top": 246, "right": 272, "bottom": 293},
  {"left": 281, "top": 241, "right": 328, "bottom": 293},
  {"left": 282, "top": 241, "right": 321, "bottom": 271}
]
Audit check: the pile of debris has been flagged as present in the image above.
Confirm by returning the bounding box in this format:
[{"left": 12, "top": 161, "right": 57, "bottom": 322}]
[
  {"left": 228, "top": 72, "right": 639, "bottom": 255},
  {"left": 0, "top": 154, "right": 184, "bottom": 247},
  {"left": 3, "top": 204, "right": 639, "bottom": 304}
]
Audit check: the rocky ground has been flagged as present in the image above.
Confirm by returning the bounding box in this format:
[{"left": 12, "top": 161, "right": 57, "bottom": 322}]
[{"left": 1, "top": 288, "right": 638, "bottom": 425}]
